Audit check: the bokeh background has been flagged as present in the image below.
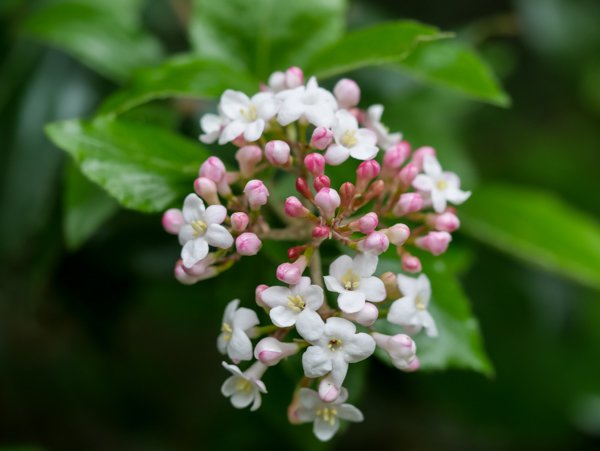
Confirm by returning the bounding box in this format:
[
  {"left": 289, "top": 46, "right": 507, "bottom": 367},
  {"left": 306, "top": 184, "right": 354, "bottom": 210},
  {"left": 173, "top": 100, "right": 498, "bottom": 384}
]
[{"left": 1, "top": 0, "right": 600, "bottom": 450}]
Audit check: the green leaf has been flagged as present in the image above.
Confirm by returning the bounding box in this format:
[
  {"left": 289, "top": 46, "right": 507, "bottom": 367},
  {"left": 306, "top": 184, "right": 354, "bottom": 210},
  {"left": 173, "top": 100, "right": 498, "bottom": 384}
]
[
  {"left": 98, "top": 55, "right": 259, "bottom": 115},
  {"left": 304, "top": 21, "right": 449, "bottom": 79},
  {"left": 460, "top": 183, "right": 600, "bottom": 290},
  {"left": 378, "top": 255, "right": 492, "bottom": 374},
  {"left": 189, "top": 0, "right": 346, "bottom": 79},
  {"left": 22, "top": 1, "right": 163, "bottom": 82},
  {"left": 394, "top": 39, "right": 510, "bottom": 107},
  {"left": 63, "top": 163, "right": 119, "bottom": 250},
  {"left": 46, "top": 117, "right": 208, "bottom": 212}
]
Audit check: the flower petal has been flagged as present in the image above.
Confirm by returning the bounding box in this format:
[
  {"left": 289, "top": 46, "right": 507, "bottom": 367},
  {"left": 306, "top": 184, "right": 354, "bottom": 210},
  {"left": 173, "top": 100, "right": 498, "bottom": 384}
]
[
  {"left": 219, "top": 120, "right": 245, "bottom": 144},
  {"left": 324, "top": 144, "right": 350, "bottom": 165},
  {"left": 302, "top": 346, "right": 332, "bottom": 378},
  {"left": 300, "top": 285, "right": 324, "bottom": 310},
  {"left": 204, "top": 204, "right": 227, "bottom": 225},
  {"left": 423, "top": 154, "right": 442, "bottom": 176},
  {"left": 344, "top": 332, "right": 375, "bottom": 363},
  {"left": 329, "top": 255, "right": 353, "bottom": 280},
  {"left": 182, "top": 193, "right": 205, "bottom": 223},
  {"left": 228, "top": 328, "right": 253, "bottom": 362},
  {"left": 387, "top": 297, "right": 417, "bottom": 326},
  {"left": 205, "top": 224, "right": 233, "bottom": 249},
  {"left": 324, "top": 275, "right": 344, "bottom": 294},
  {"left": 230, "top": 389, "right": 254, "bottom": 409},
  {"left": 219, "top": 90, "right": 250, "bottom": 119},
  {"left": 296, "top": 309, "right": 325, "bottom": 341},
  {"left": 337, "top": 290, "right": 366, "bottom": 314},
  {"left": 412, "top": 174, "right": 434, "bottom": 192},
  {"left": 181, "top": 238, "right": 208, "bottom": 268},
  {"left": 314, "top": 416, "right": 339, "bottom": 442},
  {"left": 243, "top": 119, "right": 265, "bottom": 142},
  {"left": 233, "top": 306, "right": 259, "bottom": 330},
  {"left": 221, "top": 376, "right": 238, "bottom": 396},
  {"left": 261, "top": 286, "right": 291, "bottom": 308},
  {"left": 353, "top": 252, "right": 378, "bottom": 277},
  {"left": 270, "top": 305, "right": 297, "bottom": 328},
  {"left": 359, "top": 276, "right": 386, "bottom": 302},
  {"left": 324, "top": 317, "right": 355, "bottom": 340},
  {"left": 337, "top": 404, "right": 364, "bottom": 422}
]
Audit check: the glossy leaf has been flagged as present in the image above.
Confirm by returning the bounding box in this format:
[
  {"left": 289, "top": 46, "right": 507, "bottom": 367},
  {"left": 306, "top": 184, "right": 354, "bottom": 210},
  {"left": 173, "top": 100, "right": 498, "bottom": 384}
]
[
  {"left": 46, "top": 117, "right": 207, "bottom": 212},
  {"left": 304, "top": 21, "right": 449, "bottom": 79},
  {"left": 460, "top": 183, "right": 600, "bottom": 290},
  {"left": 189, "top": 0, "right": 346, "bottom": 79}
]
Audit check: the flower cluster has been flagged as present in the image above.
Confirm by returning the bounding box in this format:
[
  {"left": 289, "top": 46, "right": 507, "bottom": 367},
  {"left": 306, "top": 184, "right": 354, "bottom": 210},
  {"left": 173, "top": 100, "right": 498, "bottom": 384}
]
[{"left": 161, "top": 67, "right": 471, "bottom": 441}]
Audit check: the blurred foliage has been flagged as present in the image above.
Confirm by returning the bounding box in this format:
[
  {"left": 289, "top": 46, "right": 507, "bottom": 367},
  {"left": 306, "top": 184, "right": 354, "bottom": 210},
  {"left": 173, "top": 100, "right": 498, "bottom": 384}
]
[{"left": 0, "top": 0, "right": 599, "bottom": 450}]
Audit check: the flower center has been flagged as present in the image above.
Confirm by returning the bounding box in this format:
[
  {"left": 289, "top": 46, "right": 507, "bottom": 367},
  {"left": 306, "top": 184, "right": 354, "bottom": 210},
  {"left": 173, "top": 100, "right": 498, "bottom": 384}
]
[
  {"left": 327, "top": 338, "right": 343, "bottom": 352},
  {"left": 221, "top": 322, "right": 233, "bottom": 341},
  {"left": 240, "top": 104, "right": 258, "bottom": 121},
  {"left": 415, "top": 293, "right": 427, "bottom": 310},
  {"left": 287, "top": 294, "right": 305, "bottom": 313},
  {"left": 316, "top": 407, "right": 338, "bottom": 426},
  {"left": 341, "top": 270, "right": 360, "bottom": 291},
  {"left": 341, "top": 130, "right": 358, "bottom": 147},
  {"left": 235, "top": 377, "right": 253, "bottom": 393},
  {"left": 435, "top": 179, "right": 448, "bottom": 191},
  {"left": 191, "top": 219, "right": 208, "bottom": 237}
]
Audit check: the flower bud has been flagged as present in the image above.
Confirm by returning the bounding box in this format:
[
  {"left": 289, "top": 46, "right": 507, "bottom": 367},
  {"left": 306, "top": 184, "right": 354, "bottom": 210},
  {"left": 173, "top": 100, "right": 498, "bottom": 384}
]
[
  {"left": 380, "top": 272, "right": 401, "bottom": 300},
  {"left": 372, "top": 332, "right": 419, "bottom": 372},
  {"left": 383, "top": 141, "right": 411, "bottom": 169},
  {"left": 235, "top": 145, "right": 262, "bottom": 177},
  {"left": 276, "top": 256, "right": 307, "bottom": 285},
  {"left": 312, "top": 225, "right": 330, "bottom": 239},
  {"left": 401, "top": 253, "right": 422, "bottom": 273},
  {"left": 314, "top": 188, "right": 340, "bottom": 219},
  {"left": 432, "top": 212, "right": 460, "bottom": 232},
  {"left": 254, "top": 337, "right": 299, "bottom": 366},
  {"left": 230, "top": 212, "right": 249, "bottom": 232},
  {"left": 313, "top": 175, "right": 330, "bottom": 191},
  {"left": 412, "top": 146, "right": 436, "bottom": 171},
  {"left": 174, "top": 259, "right": 216, "bottom": 285},
  {"left": 415, "top": 231, "right": 452, "bottom": 256},
  {"left": 363, "top": 179, "right": 384, "bottom": 203},
  {"left": 350, "top": 212, "right": 378, "bottom": 234},
  {"left": 268, "top": 71, "right": 286, "bottom": 92},
  {"left": 360, "top": 231, "right": 389, "bottom": 254},
  {"left": 236, "top": 232, "right": 262, "bottom": 256},
  {"left": 333, "top": 78, "right": 360, "bottom": 109},
  {"left": 343, "top": 302, "right": 379, "bottom": 327},
  {"left": 339, "top": 182, "right": 356, "bottom": 210},
  {"left": 397, "top": 162, "right": 418, "bottom": 186},
  {"left": 295, "top": 177, "right": 313, "bottom": 200},
  {"left": 284, "top": 196, "right": 309, "bottom": 218},
  {"left": 287, "top": 245, "right": 306, "bottom": 261},
  {"left": 393, "top": 193, "right": 423, "bottom": 216},
  {"left": 285, "top": 66, "right": 303, "bottom": 88},
  {"left": 162, "top": 208, "right": 184, "bottom": 235},
  {"left": 231, "top": 135, "right": 248, "bottom": 147},
  {"left": 265, "top": 140, "right": 291, "bottom": 165},
  {"left": 193, "top": 177, "right": 220, "bottom": 205},
  {"left": 255, "top": 284, "right": 268, "bottom": 307},
  {"left": 318, "top": 375, "right": 341, "bottom": 402},
  {"left": 199, "top": 156, "right": 226, "bottom": 183},
  {"left": 356, "top": 160, "right": 380, "bottom": 192},
  {"left": 310, "top": 126, "right": 333, "bottom": 150},
  {"left": 385, "top": 223, "right": 410, "bottom": 245},
  {"left": 304, "top": 153, "right": 325, "bottom": 176},
  {"left": 244, "top": 179, "right": 269, "bottom": 209}
]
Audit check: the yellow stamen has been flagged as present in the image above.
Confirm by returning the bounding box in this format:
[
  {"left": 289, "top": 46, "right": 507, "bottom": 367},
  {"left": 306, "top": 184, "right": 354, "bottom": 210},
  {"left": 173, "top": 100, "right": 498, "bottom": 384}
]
[
  {"left": 435, "top": 179, "right": 448, "bottom": 191},
  {"left": 415, "top": 294, "right": 427, "bottom": 310},
  {"left": 341, "top": 130, "right": 358, "bottom": 147},
  {"left": 287, "top": 295, "right": 305, "bottom": 312},
  {"left": 240, "top": 104, "right": 258, "bottom": 121},
  {"left": 340, "top": 270, "right": 360, "bottom": 291},
  {"left": 316, "top": 407, "right": 338, "bottom": 426},
  {"left": 327, "top": 338, "right": 343, "bottom": 352},
  {"left": 191, "top": 219, "right": 207, "bottom": 237},
  {"left": 235, "top": 378, "right": 253, "bottom": 393},
  {"left": 221, "top": 322, "right": 233, "bottom": 341}
]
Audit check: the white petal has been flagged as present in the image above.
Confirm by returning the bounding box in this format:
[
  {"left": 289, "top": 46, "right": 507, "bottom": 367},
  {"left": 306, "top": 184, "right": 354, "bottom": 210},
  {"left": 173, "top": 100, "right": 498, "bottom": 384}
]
[
  {"left": 335, "top": 109, "right": 358, "bottom": 131},
  {"left": 344, "top": 332, "right": 375, "bottom": 363},
  {"left": 337, "top": 404, "right": 364, "bottom": 422},
  {"left": 324, "top": 276, "right": 344, "bottom": 294},
  {"left": 270, "top": 305, "right": 297, "bottom": 327},
  {"left": 359, "top": 277, "right": 386, "bottom": 302},
  {"left": 329, "top": 255, "right": 354, "bottom": 280},
  {"left": 423, "top": 154, "right": 442, "bottom": 176},
  {"left": 329, "top": 357, "right": 349, "bottom": 387},
  {"left": 203, "top": 204, "right": 227, "bottom": 225},
  {"left": 205, "top": 224, "right": 233, "bottom": 249},
  {"left": 233, "top": 307, "right": 259, "bottom": 330},
  {"left": 223, "top": 299, "right": 240, "bottom": 324},
  {"left": 200, "top": 113, "right": 222, "bottom": 133},
  {"left": 420, "top": 310, "right": 439, "bottom": 337},
  {"left": 219, "top": 90, "right": 250, "bottom": 119},
  {"left": 250, "top": 390, "right": 262, "bottom": 411},
  {"left": 431, "top": 189, "right": 447, "bottom": 213},
  {"left": 324, "top": 144, "right": 350, "bottom": 165},
  {"left": 219, "top": 120, "right": 245, "bottom": 144},
  {"left": 367, "top": 104, "right": 384, "bottom": 122},
  {"left": 305, "top": 104, "right": 335, "bottom": 128},
  {"left": 221, "top": 376, "right": 238, "bottom": 396},
  {"left": 243, "top": 119, "right": 265, "bottom": 142},
  {"left": 445, "top": 186, "right": 471, "bottom": 205},
  {"left": 217, "top": 333, "right": 228, "bottom": 355},
  {"left": 412, "top": 174, "right": 434, "bottom": 191},
  {"left": 228, "top": 328, "right": 253, "bottom": 362},
  {"left": 261, "top": 286, "right": 291, "bottom": 308},
  {"left": 300, "top": 285, "right": 324, "bottom": 310},
  {"left": 181, "top": 238, "right": 208, "bottom": 268},
  {"left": 178, "top": 224, "right": 194, "bottom": 245},
  {"left": 417, "top": 274, "right": 432, "bottom": 303},
  {"left": 396, "top": 274, "right": 419, "bottom": 298},
  {"left": 277, "top": 100, "right": 304, "bottom": 126},
  {"left": 338, "top": 290, "right": 366, "bottom": 314},
  {"left": 324, "top": 317, "right": 355, "bottom": 340},
  {"left": 314, "top": 416, "right": 339, "bottom": 442},
  {"left": 353, "top": 252, "right": 378, "bottom": 277},
  {"left": 182, "top": 194, "right": 205, "bottom": 223},
  {"left": 302, "top": 346, "right": 332, "bottom": 378},
  {"left": 230, "top": 389, "right": 254, "bottom": 409},
  {"left": 387, "top": 297, "right": 417, "bottom": 326},
  {"left": 296, "top": 309, "right": 325, "bottom": 341},
  {"left": 349, "top": 141, "right": 379, "bottom": 160}
]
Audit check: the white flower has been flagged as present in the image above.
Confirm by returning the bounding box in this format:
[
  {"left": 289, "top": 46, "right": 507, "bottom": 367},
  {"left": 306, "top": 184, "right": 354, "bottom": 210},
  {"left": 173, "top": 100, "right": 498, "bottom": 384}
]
[
  {"left": 324, "top": 110, "right": 379, "bottom": 165},
  {"left": 387, "top": 273, "right": 438, "bottom": 337},
  {"left": 261, "top": 277, "right": 324, "bottom": 341},
  {"left": 218, "top": 299, "right": 259, "bottom": 362},
  {"left": 218, "top": 90, "right": 278, "bottom": 144},
  {"left": 221, "top": 361, "right": 267, "bottom": 411},
  {"left": 178, "top": 194, "right": 233, "bottom": 268},
  {"left": 302, "top": 317, "right": 375, "bottom": 387},
  {"left": 324, "top": 253, "right": 386, "bottom": 314},
  {"left": 296, "top": 388, "right": 364, "bottom": 441},
  {"left": 199, "top": 113, "right": 226, "bottom": 144},
  {"left": 276, "top": 76, "right": 337, "bottom": 128},
  {"left": 364, "top": 104, "right": 402, "bottom": 149},
  {"left": 412, "top": 154, "right": 471, "bottom": 213}
]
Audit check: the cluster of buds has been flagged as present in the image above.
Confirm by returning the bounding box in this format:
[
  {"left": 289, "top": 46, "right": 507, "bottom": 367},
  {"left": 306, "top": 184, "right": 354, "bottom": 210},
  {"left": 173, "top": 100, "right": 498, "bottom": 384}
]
[{"left": 161, "top": 67, "right": 471, "bottom": 441}]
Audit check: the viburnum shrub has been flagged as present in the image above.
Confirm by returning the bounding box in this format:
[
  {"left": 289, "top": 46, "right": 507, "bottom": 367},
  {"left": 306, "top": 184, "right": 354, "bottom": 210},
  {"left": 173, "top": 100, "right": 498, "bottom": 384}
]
[{"left": 161, "top": 67, "right": 470, "bottom": 441}]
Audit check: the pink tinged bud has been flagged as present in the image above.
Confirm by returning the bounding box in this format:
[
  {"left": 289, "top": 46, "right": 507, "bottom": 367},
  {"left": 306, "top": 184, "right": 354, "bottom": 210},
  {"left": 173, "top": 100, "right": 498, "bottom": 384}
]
[
  {"left": 193, "top": 177, "right": 220, "bottom": 205},
  {"left": 312, "top": 225, "right": 330, "bottom": 239},
  {"left": 412, "top": 146, "right": 437, "bottom": 170},
  {"left": 397, "top": 162, "right": 418, "bottom": 186},
  {"left": 174, "top": 259, "right": 216, "bottom": 285},
  {"left": 232, "top": 135, "right": 248, "bottom": 147},
  {"left": 162, "top": 208, "right": 184, "bottom": 234},
  {"left": 235, "top": 145, "right": 262, "bottom": 177},
  {"left": 385, "top": 223, "right": 410, "bottom": 245},
  {"left": 268, "top": 71, "right": 285, "bottom": 91},
  {"left": 313, "top": 175, "right": 330, "bottom": 192},
  {"left": 314, "top": 188, "right": 341, "bottom": 219},
  {"left": 333, "top": 78, "right": 361, "bottom": 109},
  {"left": 393, "top": 193, "right": 424, "bottom": 216},
  {"left": 372, "top": 332, "right": 419, "bottom": 372},
  {"left": 230, "top": 212, "right": 249, "bottom": 232},
  {"left": 288, "top": 246, "right": 306, "bottom": 261},
  {"left": 235, "top": 232, "right": 262, "bottom": 256},
  {"left": 295, "top": 177, "right": 313, "bottom": 200},
  {"left": 199, "top": 156, "right": 226, "bottom": 183},
  {"left": 356, "top": 160, "right": 380, "bottom": 192},
  {"left": 433, "top": 212, "right": 460, "bottom": 232},
  {"left": 401, "top": 253, "right": 422, "bottom": 273},
  {"left": 254, "top": 337, "right": 299, "bottom": 366},
  {"left": 339, "top": 182, "right": 356, "bottom": 210},
  {"left": 285, "top": 66, "right": 303, "bottom": 88},
  {"left": 344, "top": 302, "right": 379, "bottom": 327},
  {"left": 383, "top": 141, "right": 411, "bottom": 169},
  {"left": 363, "top": 180, "right": 384, "bottom": 203},
  {"left": 380, "top": 272, "right": 401, "bottom": 300},
  {"left": 255, "top": 284, "right": 268, "bottom": 307},
  {"left": 265, "top": 140, "right": 291, "bottom": 165},
  {"left": 361, "top": 231, "right": 389, "bottom": 254},
  {"left": 244, "top": 179, "right": 269, "bottom": 209},
  {"left": 318, "top": 376, "right": 341, "bottom": 402},
  {"left": 276, "top": 256, "right": 308, "bottom": 285},
  {"left": 415, "top": 231, "right": 452, "bottom": 256},
  {"left": 284, "top": 196, "right": 309, "bottom": 218},
  {"left": 351, "top": 212, "right": 379, "bottom": 234},
  {"left": 310, "top": 126, "right": 334, "bottom": 150},
  {"left": 304, "top": 153, "right": 326, "bottom": 176}
]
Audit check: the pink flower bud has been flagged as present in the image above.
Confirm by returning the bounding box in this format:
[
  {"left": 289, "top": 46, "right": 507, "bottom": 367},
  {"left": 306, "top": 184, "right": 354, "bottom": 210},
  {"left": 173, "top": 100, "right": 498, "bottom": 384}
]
[
  {"left": 361, "top": 231, "right": 389, "bottom": 254},
  {"left": 432, "top": 212, "right": 460, "bottom": 232},
  {"left": 230, "top": 212, "right": 249, "bottom": 232},
  {"left": 314, "top": 187, "right": 340, "bottom": 219},
  {"left": 276, "top": 256, "right": 307, "bottom": 285},
  {"left": 372, "top": 332, "right": 419, "bottom": 372},
  {"left": 235, "top": 145, "right": 262, "bottom": 177},
  {"left": 235, "top": 232, "right": 262, "bottom": 256},
  {"left": 393, "top": 193, "right": 423, "bottom": 216},
  {"left": 255, "top": 284, "right": 268, "bottom": 307},
  {"left": 268, "top": 71, "right": 286, "bottom": 91},
  {"left": 333, "top": 78, "right": 360, "bottom": 109},
  {"left": 287, "top": 246, "right": 306, "bottom": 261},
  {"left": 397, "top": 162, "right": 418, "bottom": 186},
  {"left": 356, "top": 160, "right": 380, "bottom": 192},
  {"left": 254, "top": 337, "right": 298, "bottom": 366},
  {"left": 231, "top": 135, "right": 247, "bottom": 147},
  {"left": 174, "top": 259, "right": 216, "bottom": 285},
  {"left": 312, "top": 225, "right": 330, "bottom": 239},
  {"left": 383, "top": 141, "right": 411, "bottom": 169},
  {"left": 363, "top": 180, "right": 384, "bottom": 202},
  {"left": 344, "top": 302, "right": 379, "bottom": 327},
  {"left": 244, "top": 179, "right": 269, "bottom": 209},
  {"left": 193, "top": 177, "right": 220, "bottom": 205},
  {"left": 402, "top": 253, "right": 422, "bottom": 273},
  {"left": 313, "top": 175, "right": 330, "bottom": 191},
  {"left": 415, "top": 231, "right": 452, "bottom": 256},
  {"left": 412, "top": 146, "right": 436, "bottom": 171},
  {"left": 265, "top": 140, "right": 291, "bottom": 165},
  {"left": 285, "top": 66, "right": 303, "bottom": 88},
  {"left": 199, "top": 156, "right": 226, "bottom": 183},
  {"left": 318, "top": 375, "right": 340, "bottom": 402},
  {"left": 385, "top": 223, "right": 410, "bottom": 245},
  {"left": 162, "top": 208, "right": 184, "bottom": 235},
  {"left": 339, "top": 182, "right": 356, "bottom": 209},
  {"left": 304, "top": 153, "right": 325, "bottom": 176},
  {"left": 295, "top": 177, "right": 313, "bottom": 200},
  {"left": 350, "top": 212, "right": 378, "bottom": 234},
  {"left": 284, "top": 196, "right": 309, "bottom": 218},
  {"left": 310, "top": 126, "right": 333, "bottom": 150}
]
